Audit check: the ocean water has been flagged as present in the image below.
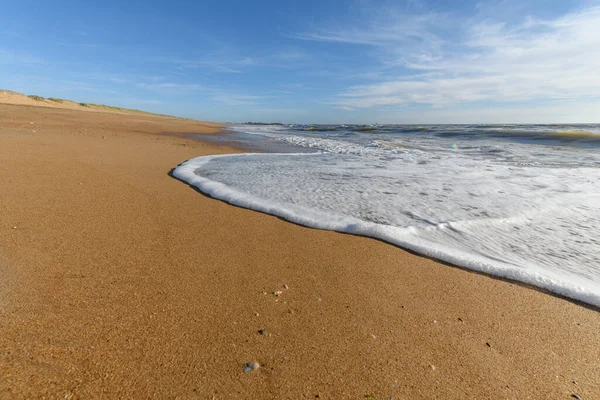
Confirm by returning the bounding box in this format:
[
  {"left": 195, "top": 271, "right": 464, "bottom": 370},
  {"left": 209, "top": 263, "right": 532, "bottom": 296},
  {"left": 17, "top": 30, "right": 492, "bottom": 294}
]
[{"left": 175, "top": 124, "right": 600, "bottom": 307}]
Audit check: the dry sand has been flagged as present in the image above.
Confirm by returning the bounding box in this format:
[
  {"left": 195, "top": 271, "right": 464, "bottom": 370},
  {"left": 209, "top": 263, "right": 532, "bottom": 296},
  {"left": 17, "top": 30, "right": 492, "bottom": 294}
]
[{"left": 0, "top": 102, "right": 599, "bottom": 399}]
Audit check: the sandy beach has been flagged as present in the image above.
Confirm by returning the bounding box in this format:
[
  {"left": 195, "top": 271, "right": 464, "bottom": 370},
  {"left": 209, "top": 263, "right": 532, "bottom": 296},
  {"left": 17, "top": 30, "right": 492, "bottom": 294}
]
[{"left": 0, "top": 102, "right": 599, "bottom": 399}]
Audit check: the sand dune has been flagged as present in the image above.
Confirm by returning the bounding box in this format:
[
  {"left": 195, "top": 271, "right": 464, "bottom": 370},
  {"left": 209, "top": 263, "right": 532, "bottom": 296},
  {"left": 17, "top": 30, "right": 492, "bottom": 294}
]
[{"left": 0, "top": 89, "right": 178, "bottom": 118}]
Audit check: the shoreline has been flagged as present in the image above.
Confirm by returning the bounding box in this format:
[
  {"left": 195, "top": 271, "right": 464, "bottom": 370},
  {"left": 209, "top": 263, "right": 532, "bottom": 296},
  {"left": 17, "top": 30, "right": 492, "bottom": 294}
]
[
  {"left": 1, "top": 103, "right": 599, "bottom": 398},
  {"left": 179, "top": 128, "right": 600, "bottom": 312}
]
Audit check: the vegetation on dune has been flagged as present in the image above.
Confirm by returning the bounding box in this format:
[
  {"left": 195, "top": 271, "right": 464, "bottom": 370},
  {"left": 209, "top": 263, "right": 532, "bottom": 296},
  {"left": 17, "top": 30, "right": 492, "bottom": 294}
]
[{"left": 3, "top": 88, "right": 184, "bottom": 119}]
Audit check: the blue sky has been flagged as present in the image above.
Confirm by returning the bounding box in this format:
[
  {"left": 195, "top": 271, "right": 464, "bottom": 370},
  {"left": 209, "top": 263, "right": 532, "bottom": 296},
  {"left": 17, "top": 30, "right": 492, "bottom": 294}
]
[{"left": 1, "top": 0, "right": 599, "bottom": 123}]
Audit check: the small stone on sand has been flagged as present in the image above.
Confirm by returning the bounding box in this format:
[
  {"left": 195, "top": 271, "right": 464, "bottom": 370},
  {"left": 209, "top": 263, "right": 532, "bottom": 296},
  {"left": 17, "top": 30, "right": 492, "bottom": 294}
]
[
  {"left": 258, "top": 329, "right": 265, "bottom": 335},
  {"left": 429, "top": 364, "right": 436, "bottom": 371},
  {"left": 283, "top": 284, "right": 289, "bottom": 290},
  {"left": 274, "top": 290, "right": 283, "bottom": 297},
  {"left": 243, "top": 361, "right": 260, "bottom": 373}
]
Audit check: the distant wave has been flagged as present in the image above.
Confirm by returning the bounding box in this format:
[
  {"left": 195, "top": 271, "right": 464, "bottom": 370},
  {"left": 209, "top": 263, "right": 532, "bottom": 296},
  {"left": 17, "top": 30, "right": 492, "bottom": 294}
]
[{"left": 274, "top": 124, "right": 600, "bottom": 142}]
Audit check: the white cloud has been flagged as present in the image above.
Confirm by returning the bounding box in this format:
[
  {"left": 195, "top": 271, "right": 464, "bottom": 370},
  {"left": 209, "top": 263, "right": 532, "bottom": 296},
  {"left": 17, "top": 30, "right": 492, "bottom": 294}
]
[
  {"left": 297, "top": 3, "right": 600, "bottom": 119},
  {"left": 295, "top": 4, "right": 446, "bottom": 50}
]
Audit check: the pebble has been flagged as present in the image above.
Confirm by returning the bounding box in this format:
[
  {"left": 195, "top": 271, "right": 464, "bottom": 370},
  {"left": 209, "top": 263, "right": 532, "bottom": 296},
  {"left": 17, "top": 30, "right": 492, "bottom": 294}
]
[
  {"left": 12, "top": 226, "right": 17, "bottom": 229},
  {"left": 253, "top": 312, "right": 259, "bottom": 317},
  {"left": 283, "top": 284, "right": 289, "bottom": 290},
  {"left": 258, "top": 329, "right": 265, "bottom": 335},
  {"left": 274, "top": 290, "right": 283, "bottom": 297},
  {"left": 486, "top": 342, "right": 492, "bottom": 348},
  {"left": 243, "top": 361, "right": 260, "bottom": 373},
  {"left": 571, "top": 394, "right": 582, "bottom": 400},
  {"left": 429, "top": 364, "right": 436, "bottom": 371}
]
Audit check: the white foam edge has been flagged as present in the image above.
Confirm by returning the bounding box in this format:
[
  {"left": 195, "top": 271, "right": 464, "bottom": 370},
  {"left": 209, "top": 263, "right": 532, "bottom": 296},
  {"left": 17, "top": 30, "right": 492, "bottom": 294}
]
[{"left": 173, "top": 153, "right": 600, "bottom": 308}]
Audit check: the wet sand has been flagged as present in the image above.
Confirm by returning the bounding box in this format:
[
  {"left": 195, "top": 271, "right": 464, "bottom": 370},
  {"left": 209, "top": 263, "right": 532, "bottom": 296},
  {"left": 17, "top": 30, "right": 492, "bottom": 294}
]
[{"left": 0, "top": 103, "right": 599, "bottom": 399}]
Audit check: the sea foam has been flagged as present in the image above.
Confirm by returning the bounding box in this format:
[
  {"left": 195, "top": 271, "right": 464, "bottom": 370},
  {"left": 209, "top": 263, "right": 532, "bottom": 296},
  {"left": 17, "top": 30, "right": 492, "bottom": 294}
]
[{"left": 175, "top": 124, "right": 600, "bottom": 307}]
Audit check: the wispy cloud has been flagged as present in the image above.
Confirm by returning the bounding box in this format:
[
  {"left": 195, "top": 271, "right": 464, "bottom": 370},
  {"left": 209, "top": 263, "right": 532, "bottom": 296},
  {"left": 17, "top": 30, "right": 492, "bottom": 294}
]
[
  {"left": 54, "top": 41, "right": 103, "bottom": 49},
  {"left": 134, "top": 79, "right": 267, "bottom": 106},
  {"left": 0, "top": 48, "right": 45, "bottom": 65},
  {"left": 214, "top": 66, "right": 243, "bottom": 74},
  {"left": 58, "top": 80, "right": 113, "bottom": 93},
  {"left": 211, "top": 93, "right": 266, "bottom": 106},
  {"left": 122, "top": 98, "right": 162, "bottom": 105},
  {"left": 0, "top": 31, "right": 21, "bottom": 38},
  {"left": 68, "top": 71, "right": 269, "bottom": 107},
  {"left": 171, "top": 57, "right": 254, "bottom": 72},
  {"left": 166, "top": 49, "right": 311, "bottom": 74},
  {"left": 296, "top": 3, "right": 600, "bottom": 113},
  {"left": 135, "top": 82, "right": 206, "bottom": 93},
  {"left": 295, "top": 8, "right": 445, "bottom": 51}
]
